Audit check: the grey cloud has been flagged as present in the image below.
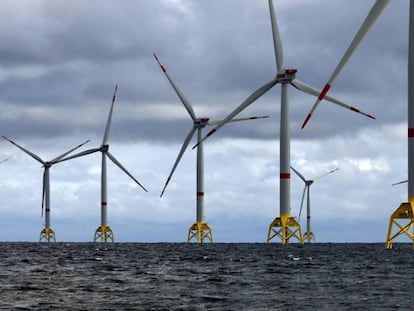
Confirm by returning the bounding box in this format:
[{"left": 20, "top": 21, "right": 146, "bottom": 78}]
[{"left": 0, "top": 0, "right": 407, "bottom": 145}]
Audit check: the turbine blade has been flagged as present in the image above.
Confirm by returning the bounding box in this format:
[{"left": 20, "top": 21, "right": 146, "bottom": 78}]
[
  {"left": 0, "top": 156, "right": 12, "bottom": 165},
  {"left": 106, "top": 151, "right": 148, "bottom": 192},
  {"left": 55, "top": 147, "right": 101, "bottom": 164},
  {"left": 324, "top": 0, "right": 390, "bottom": 89},
  {"left": 290, "top": 166, "right": 306, "bottom": 183},
  {"left": 290, "top": 79, "right": 321, "bottom": 97},
  {"left": 153, "top": 53, "right": 197, "bottom": 121},
  {"left": 313, "top": 168, "right": 340, "bottom": 181},
  {"left": 102, "top": 84, "right": 118, "bottom": 145},
  {"left": 161, "top": 127, "right": 197, "bottom": 197},
  {"left": 207, "top": 115, "right": 270, "bottom": 126},
  {"left": 3, "top": 136, "right": 44, "bottom": 164},
  {"left": 51, "top": 140, "right": 90, "bottom": 163},
  {"left": 392, "top": 180, "right": 408, "bottom": 186},
  {"left": 301, "top": 0, "right": 389, "bottom": 128},
  {"left": 192, "top": 78, "right": 278, "bottom": 149},
  {"left": 291, "top": 79, "right": 376, "bottom": 120},
  {"left": 298, "top": 186, "right": 307, "bottom": 221},
  {"left": 41, "top": 169, "right": 46, "bottom": 217},
  {"left": 268, "top": 0, "right": 283, "bottom": 71}
]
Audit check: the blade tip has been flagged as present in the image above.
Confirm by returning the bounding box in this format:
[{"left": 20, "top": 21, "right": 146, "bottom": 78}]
[
  {"left": 192, "top": 143, "right": 199, "bottom": 150},
  {"left": 351, "top": 106, "right": 375, "bottom": 120},
  {"left": 152, "top": 53, "right": 166, "bottom": 72},
  {"left": 301, "top": 114, "right": 312, "bottom": 129}
]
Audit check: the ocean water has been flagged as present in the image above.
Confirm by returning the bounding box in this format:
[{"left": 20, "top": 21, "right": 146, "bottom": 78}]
[{"left": 0, "top": 243, "right": 413, "bottom": 310}]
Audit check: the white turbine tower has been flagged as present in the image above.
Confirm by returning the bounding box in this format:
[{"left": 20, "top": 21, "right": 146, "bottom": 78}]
[
  {"left": 58, "top": 85, "right": 148, "bottom": 243},
  {"left": 3, "top": 137, "right": 89, "bottom": 242},
  {"left": 193, "top": 0, "right": 376, "bottom": 245},
  {"left": 291, "top": 166, "right": 339, "bottom": 243},
  {"left": 154, "top": 53, "right": 269, "bottom": 243}
]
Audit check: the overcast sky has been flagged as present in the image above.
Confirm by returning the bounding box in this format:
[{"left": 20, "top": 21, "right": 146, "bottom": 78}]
[{"left": 0, "top": 0, "right": 409, "bottom": 243}]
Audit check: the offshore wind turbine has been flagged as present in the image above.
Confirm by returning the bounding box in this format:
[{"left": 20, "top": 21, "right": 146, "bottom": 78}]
[
  {"left": 3, "top": 136, "right": 89, "bottom": 242},
  {"left": 291, "top": 166, "right": 339, "bottom": 243},
  {"left": 154, "top": 53, "right": 269, "bottom": 243},
  {"left": 193, "top": 0, "right": 375, "bottom": 244},
  {"left": 58, "top": 85, "right": 148, "bottom": 243},
  {"left": 386, "top": 0, "right": 414, "bottom": 248}
]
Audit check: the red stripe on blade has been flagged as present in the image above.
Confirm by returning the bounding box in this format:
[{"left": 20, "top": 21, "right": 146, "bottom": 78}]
[
  {"left": 101, "top": 202, "right": 107, "bottom": 206},
  {"left": 207, "top": 129, "right": 216, "bottom": 137},
  {"left": 160, "top": 65, "right": 166, "bottom": 73},
  {"left": 280, "top": 173, "right": 291, "bottom": 179},
  {"left": 409, "top": 128, "right": 414, "bottom": 137},
  {"left": 318, "top": 84, "right": 331, "bottom": 100},
  {"left": 350, "top": 107, "right": 360, "bottom": 113},
  {"left": 197, "top": 192, "right": 205, "bottom": 196}
]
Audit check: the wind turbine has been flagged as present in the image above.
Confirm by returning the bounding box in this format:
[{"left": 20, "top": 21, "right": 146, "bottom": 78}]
[
  {"left": 58, "top": 85, "right": 148, "bottom": 243},
  {"left": 154, "top": 53, "right": 269, "bottom": 243},
  {"left": 193, "top": 0, "right": 376, "bottom": 244},
  {"left": 291, "top": 166, "right": 339, "bottom": 243},
  {"left": 3, "top": 136, "right": 89, "bottom": 242},
  {"left": 387, "top": 0, "right": 414, "bottom": 248}
]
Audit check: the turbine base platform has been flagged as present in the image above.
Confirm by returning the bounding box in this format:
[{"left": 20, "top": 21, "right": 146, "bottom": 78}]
[
  {"left": 187, "top": 221, "right": 213, "bottom": 243},
  {"left": 304, "top": 231, "right": 315, "bottom": 243},
  {"left": 385, "top": 202, "right": 414, "bottom": 249},
  {"left": 94, "top": 225, "right": 115, "bottom": 243},
  {"left": 267, "top": 215, "right": 304, "bottom": 245},
  {"left": 39, "top": 227, "right": 56, "bottom": 242}
]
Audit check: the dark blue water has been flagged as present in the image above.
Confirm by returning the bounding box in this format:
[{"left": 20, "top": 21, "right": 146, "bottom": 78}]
[{"left": 0, "top": 243, "right": 413, "bottom": 310}]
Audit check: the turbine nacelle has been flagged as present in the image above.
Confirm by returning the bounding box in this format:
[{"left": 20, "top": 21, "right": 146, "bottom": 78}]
[
  {"left": 101, "top": 144, "right": 109, "bottom": 152},
  {"left": 276, "top": 69, "right": 297, "bottom": 83},
  {"left": 194, "top": 118, "right": 210, "bottom": 128},
  {"left": 306, "top": 180, "right": 314, "bottom": 186}
]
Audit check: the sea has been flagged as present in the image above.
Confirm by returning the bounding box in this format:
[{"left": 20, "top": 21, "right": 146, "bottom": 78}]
[{"left": 0, "top": 242, "right": 413, "bottom": 310}]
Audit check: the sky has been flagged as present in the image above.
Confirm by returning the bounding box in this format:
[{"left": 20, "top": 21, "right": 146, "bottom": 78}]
[{"left": 0, "top": 0, "right": 409, "bottom": 243}]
